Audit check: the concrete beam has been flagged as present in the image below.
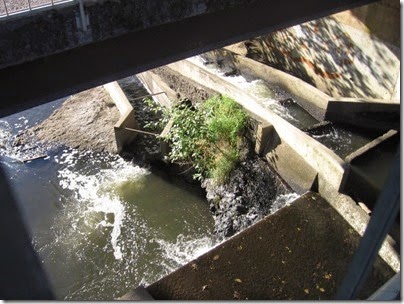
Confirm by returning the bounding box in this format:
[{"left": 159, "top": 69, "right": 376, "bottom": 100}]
[
  {"left": 0, "top": 0, "right": 376, "bottom": 117},
  {"left": 167, "top": 59, "right": 348, "bottom": 192},
  {"left": 325, "top": 99, "right": 400, "bottom": 131},
  {"left": 104, "top": 81, "right": 138, "bottom": 154},
  {"left": 345, "top": 129, "right": 398, "bottom": 164},
  {"left": 137, "top": 72, "right": 178, "bottom": 108}
]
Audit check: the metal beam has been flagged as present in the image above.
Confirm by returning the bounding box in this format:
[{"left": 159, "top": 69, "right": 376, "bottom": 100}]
[{"left": 0, "top": 0, "right": 376, "bottom": 117}]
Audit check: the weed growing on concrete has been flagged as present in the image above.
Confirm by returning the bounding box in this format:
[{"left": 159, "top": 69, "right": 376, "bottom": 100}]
[{"left": 144, "top": 95, "right": 247, "bottom": 183}]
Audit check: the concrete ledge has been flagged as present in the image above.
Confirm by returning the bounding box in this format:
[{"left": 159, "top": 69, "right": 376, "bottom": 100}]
[
  {"left": 137, "top": 71, "right": 177, "bottom": 108},
  {"left": 325, "top": 99, "right": 400, "bottom": 131},
  {"left": 104, "top": 81, "right": 138, "bottom": 154},
  {"left": 146, "top": 192, "right": 395, "bottom": 300},
  {"left": 345, "top": 129, "right": 398, "bottom": 163}
]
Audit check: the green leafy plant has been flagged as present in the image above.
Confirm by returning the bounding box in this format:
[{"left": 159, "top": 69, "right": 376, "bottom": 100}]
[{"left": 144, "top": 95, "right": 247, "bottom": 184}]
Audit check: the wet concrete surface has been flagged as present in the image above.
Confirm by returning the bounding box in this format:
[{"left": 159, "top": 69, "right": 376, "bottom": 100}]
[{"left": 146, "top": 191, "right": 395, "bottom": 300}]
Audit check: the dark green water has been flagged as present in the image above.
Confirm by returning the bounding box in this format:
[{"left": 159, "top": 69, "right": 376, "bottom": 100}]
[{"left": 0, "top": 79, "right": 216, "bottom": 300}]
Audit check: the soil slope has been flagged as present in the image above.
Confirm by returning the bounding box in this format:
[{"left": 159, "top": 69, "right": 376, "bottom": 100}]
[{"left": 15, "top": 87, "right": 120, "bottom": 153}]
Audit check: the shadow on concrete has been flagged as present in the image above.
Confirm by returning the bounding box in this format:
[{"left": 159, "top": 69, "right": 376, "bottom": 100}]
[
  {"left": 348, "top": 0, "right": 400, "bottom": 56},
  {"left": 244, "top": 15, "right": 398, "bottom": 99}
]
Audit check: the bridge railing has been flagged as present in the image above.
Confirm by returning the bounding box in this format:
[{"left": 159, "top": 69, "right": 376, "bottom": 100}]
[{"left": 0, "top": 0, "right": 75, "bottom": 20}]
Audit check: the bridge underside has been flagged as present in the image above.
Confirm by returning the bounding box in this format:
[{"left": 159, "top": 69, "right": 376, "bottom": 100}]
[{"left": 0, "top": 0, "right": 376, "bottom": 116}]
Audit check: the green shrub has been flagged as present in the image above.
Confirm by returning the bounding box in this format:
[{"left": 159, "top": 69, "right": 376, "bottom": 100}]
[{"left": 144, "top": 95, "right": 247, "bottom": 184}]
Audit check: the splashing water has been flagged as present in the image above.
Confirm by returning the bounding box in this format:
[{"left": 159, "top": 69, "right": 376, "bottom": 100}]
[
  {"left": 155, "top": 234, "right": 219, "bottom": 274},
  {"left": 270, "top": 192, "right": 300, "bottom": 214},
  {"left": 0, "top": 89, "right": 217, "bottom": 301},
  {"left": 188, "top": 55, "right": 301, "bottom": 123},
  {"left": 57, "top": 149, "right": 150, "bottom": 260},
  {"left": 28, "top": 148, "right": 217, "bottom": 300}
]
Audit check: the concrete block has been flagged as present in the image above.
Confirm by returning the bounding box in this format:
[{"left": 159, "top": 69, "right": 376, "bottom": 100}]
[
  {"left": 325, "top": 99, "right": 400, "bottom": 132},
  {"left": 104, "top": 81, "right": 139, "bottom": 154},
  {"left": 254, "top": 122, "right": 275, "bottom": 156},
  {"left": 159, "top": 119, "right": 174, "bottom": 159}
]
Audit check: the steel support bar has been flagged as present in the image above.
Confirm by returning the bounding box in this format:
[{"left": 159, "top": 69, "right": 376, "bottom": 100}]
[
  {"left": 335, "top": 151, "right": 400, "bottom": 299},
  {"left": 0, "top": 0, "right": 376, "bottom": 117}
]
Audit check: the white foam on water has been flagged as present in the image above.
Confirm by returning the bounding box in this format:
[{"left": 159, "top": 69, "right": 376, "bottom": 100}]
[
  {"left": 262, "top": 98, "right": 299, "bottom": 122},
  {"left": 311, "top": 126, "right": 353, "bottom": 154},
  {"left": 57, "top": 149, "right": 150, "bottom": 260},
  {"left": 270, "top": 192, "right": 300, "bottom": 215},
  {"left": 0, "top": 117, "right": 51, "bottom": 162},
  {"left": 0, "top": 121, "right": 11, "bottom": 148},
  {"left": 154, "top": 234, "right": 219, "bottom": 274}
]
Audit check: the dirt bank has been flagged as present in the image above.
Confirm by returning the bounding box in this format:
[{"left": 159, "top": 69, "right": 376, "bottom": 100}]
[
  {"left": 152, "top": 67, "right": 217, "bottom": 104},
  {"left": 14, "top": 86, "right": 120, "bottom": 153}
]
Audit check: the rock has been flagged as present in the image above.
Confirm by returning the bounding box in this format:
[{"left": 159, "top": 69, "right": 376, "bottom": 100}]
[{"left": 202, "top": 157, "right": 289, "bottom": 240}]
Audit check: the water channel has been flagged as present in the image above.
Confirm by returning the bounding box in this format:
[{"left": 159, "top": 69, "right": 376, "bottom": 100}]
[
  {"left": 0, "top": 81, "right": 217, "bottom": 300},
  {"left": 188, "top": 54, "right": 382, "bottom": 159},
  {"left": 2, "top": 56, "right": 388, "bottom": 300}
]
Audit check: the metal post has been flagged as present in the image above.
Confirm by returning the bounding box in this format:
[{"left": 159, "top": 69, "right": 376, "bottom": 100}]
[
  {"left": 78, "top": 0, "right": 87, "bottom": 32},
  {"left": 3, "top": 0, "right": 8, "bottom": 16},
  {"left": 27, "top": 0, "right": 31, "bottom": 11},
  {"left": 335, "top": 151, "right": 400, "bottom": 299}
]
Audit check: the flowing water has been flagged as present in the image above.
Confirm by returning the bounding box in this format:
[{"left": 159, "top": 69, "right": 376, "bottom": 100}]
[
  {"left": 307, "top": 124, "right": 380, "bottom": 159},
  {"left": 0, "top": 86, "right": 217, "bottom": 300},
  {"left": 188, "top": 54, "right": 381, "bottom": 158},
  {"left": 0, "top": 74, "right": 303, "bottom": 300}
]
